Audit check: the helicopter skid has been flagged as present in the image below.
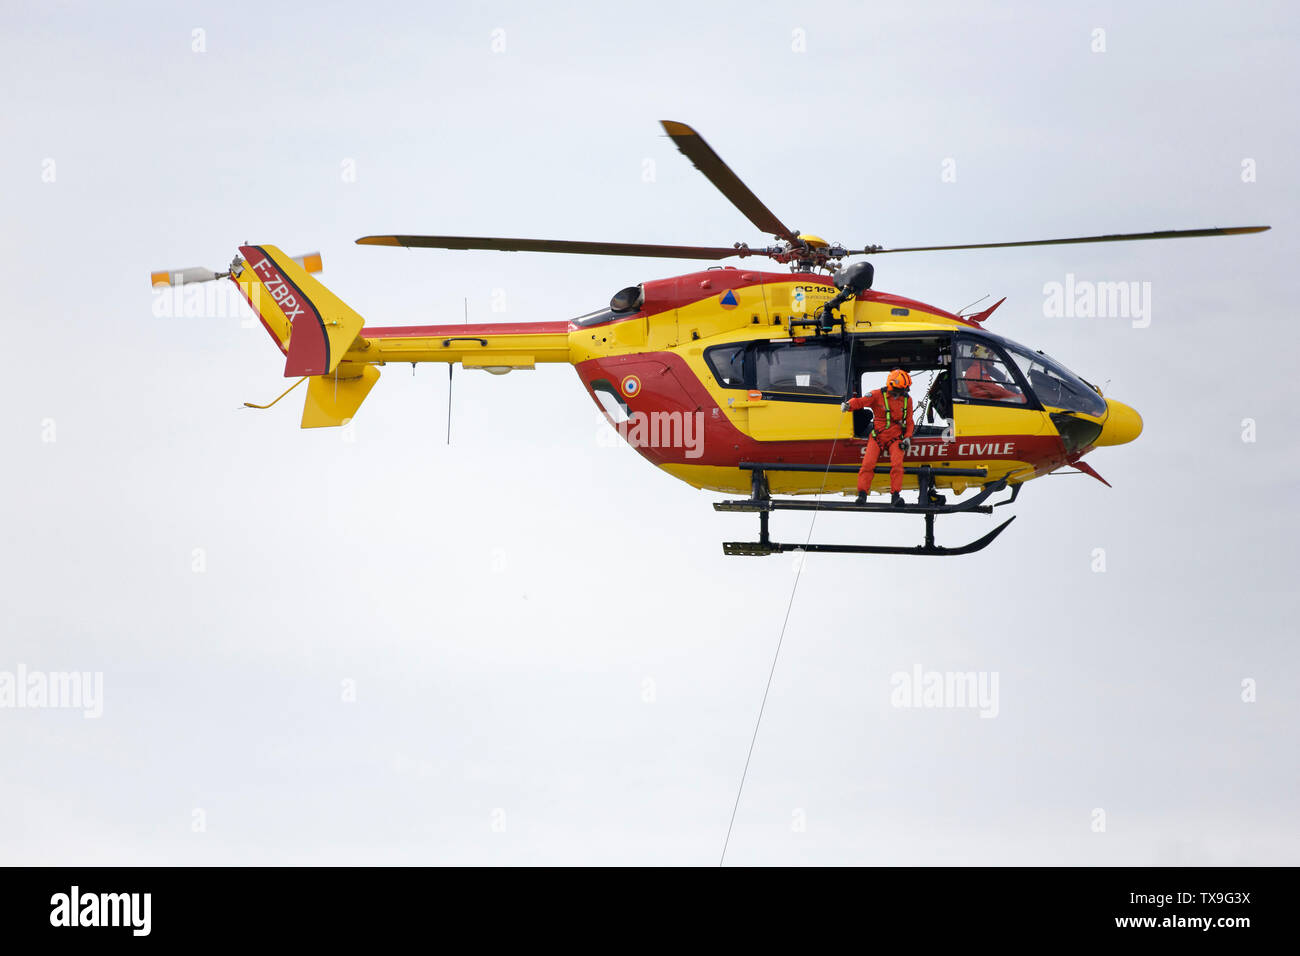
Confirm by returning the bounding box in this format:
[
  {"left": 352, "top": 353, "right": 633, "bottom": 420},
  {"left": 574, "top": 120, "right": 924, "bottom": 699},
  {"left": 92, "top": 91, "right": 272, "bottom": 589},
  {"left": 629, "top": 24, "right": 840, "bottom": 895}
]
[
  {"left": 718, "top": 463, "right": 1018, "bottom": 557},
  {"left": 722, "top": 517, "right": 1016, "bottom": 557}
]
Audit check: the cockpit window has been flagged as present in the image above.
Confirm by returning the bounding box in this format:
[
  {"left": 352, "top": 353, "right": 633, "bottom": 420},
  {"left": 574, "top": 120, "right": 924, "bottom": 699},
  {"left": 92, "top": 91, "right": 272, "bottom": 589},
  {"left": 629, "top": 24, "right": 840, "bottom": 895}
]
[
  {"left": 1004, "top": 345, "right": 1106, "bottom": 417},
  {"left": 954, "top": 339, "right": 1028, "bottom": 405}
]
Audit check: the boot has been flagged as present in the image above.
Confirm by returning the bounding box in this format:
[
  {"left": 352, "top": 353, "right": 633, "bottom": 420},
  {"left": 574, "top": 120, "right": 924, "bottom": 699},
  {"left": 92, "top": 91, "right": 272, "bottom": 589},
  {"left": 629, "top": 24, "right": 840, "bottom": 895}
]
[
  {"left": 854, "top": 491, "right": 867, "bottom": 506},
  {"left": 891, "top": 492, "right": 905, "bottom": 508}
]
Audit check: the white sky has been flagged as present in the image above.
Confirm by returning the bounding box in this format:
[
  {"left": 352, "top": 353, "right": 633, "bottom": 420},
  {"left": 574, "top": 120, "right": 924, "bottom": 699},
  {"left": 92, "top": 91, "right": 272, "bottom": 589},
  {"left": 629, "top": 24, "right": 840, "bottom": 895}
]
[{"left": 1, "top": 0, "right": 1297, "bottom": 865}]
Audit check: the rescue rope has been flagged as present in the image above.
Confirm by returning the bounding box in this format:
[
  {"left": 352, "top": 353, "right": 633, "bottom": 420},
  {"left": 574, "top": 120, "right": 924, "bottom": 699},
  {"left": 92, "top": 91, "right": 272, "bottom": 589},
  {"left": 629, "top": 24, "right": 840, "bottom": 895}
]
[{"left": 720, "top": 328, "right": 856, "bottom": 866}]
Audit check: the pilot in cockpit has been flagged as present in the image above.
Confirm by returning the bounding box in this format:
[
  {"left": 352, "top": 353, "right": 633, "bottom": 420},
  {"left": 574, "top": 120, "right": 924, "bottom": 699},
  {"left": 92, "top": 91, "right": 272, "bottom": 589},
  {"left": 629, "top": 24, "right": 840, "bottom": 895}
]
[{"left": 959, "top": 344, "right": 1025, "bottom": 403}]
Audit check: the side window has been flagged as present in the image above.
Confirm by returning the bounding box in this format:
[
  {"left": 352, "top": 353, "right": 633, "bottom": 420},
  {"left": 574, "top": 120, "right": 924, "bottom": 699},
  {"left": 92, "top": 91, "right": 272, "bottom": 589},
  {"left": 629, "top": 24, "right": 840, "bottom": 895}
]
[
  {"left": 755, "top": 341, "right": 846, "bottom": 397},
  {"left": 705, "top": 343, "right": 748, "bottom": 388},
  {"left": 954, "top": 340, "right": 1028, "bottom": 405}
]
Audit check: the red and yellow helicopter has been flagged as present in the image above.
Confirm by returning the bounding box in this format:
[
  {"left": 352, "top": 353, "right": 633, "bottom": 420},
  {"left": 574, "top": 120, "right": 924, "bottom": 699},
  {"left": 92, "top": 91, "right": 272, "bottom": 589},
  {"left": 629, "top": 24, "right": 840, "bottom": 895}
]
[{"left": 153, "top": 121, "right": 1268, "bottom": 556}]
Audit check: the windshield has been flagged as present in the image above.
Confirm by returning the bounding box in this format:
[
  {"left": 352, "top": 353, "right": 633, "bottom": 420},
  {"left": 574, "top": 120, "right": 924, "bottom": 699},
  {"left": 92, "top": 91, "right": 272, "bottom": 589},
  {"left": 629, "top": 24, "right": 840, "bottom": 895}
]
[{"left": 1004, "top": 345, "right": 1106, "bottom": 417}]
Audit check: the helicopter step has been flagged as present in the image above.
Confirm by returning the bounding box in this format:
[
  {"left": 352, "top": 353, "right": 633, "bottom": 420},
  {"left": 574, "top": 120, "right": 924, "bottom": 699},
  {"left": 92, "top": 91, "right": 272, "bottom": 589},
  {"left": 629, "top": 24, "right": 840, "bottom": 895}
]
[
  {"left": 718, "top": 463, "right": 1019, "bottom": 557},
  {"left": 715, "top": 480, "right": 1004, "bottom": 515},
  {"left": 716, "top": 463, "right": 1001, "bottom": 514}
]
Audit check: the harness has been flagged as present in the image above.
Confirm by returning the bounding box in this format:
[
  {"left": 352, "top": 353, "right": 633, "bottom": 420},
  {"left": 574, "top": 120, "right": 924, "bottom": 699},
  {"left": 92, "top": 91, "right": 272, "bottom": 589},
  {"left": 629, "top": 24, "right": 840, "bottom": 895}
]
[{"left": 871, "top": 392, "right": 910, "bottom": 443}]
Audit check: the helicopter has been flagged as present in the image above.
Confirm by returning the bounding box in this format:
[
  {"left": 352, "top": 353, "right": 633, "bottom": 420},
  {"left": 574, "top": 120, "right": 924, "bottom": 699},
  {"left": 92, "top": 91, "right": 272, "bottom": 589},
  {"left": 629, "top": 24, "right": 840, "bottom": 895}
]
[{"left": 152, "top": 121, "right": 1268, "bottom": 556}]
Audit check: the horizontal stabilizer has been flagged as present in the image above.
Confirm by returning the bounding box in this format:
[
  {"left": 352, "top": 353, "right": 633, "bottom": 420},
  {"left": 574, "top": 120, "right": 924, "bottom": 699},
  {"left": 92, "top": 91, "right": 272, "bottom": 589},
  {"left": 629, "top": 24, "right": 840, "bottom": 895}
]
[{"left": 302, "top": 365, "right": 381, "bottom": 428}]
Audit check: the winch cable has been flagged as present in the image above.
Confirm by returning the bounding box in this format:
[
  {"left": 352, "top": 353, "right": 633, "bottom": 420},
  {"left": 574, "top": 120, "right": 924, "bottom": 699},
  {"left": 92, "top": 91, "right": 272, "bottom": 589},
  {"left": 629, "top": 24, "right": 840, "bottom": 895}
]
[
  {"left": 917, "top": 369, "right": 935, "bottom": 425},
  {"left": 719, "top": 324, "right": 857, "bottom": 866}
]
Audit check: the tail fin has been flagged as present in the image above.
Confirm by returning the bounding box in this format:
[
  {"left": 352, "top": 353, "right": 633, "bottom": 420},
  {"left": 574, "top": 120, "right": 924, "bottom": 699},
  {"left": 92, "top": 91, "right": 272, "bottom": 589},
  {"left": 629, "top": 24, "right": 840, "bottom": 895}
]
[
  {"left": 232, "top": 244, "right": 379, "bottom": 428},
  {"left": 234, "top": 244, "right": 365, "bottom": 377}
]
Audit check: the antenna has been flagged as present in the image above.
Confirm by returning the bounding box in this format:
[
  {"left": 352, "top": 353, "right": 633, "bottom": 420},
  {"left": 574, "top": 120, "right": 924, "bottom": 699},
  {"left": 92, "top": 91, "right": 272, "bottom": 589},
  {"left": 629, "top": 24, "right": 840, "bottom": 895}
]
[{"left": 446, "top": 297, "right": 468, "bottom": 444}]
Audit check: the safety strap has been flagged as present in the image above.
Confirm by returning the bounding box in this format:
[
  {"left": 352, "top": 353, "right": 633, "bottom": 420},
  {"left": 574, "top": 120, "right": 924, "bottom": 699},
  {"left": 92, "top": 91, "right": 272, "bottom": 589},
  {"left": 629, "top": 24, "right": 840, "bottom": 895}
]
[{"left": 872, "top": 393, "right": 910, "bottom": 440}]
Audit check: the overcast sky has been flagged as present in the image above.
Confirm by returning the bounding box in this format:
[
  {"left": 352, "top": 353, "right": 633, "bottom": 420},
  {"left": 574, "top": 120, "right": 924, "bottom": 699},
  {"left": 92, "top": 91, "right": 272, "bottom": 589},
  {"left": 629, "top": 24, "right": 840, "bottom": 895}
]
[{"left": 2, "top": 0, "right": 1297, "bottom": 865}]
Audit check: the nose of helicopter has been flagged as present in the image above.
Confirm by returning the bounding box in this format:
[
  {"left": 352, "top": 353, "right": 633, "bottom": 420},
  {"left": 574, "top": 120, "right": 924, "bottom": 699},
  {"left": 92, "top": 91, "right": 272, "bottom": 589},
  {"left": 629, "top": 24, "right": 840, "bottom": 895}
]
[{"left": 1095, "top": 398, "right": 1143, "bottom": 446}]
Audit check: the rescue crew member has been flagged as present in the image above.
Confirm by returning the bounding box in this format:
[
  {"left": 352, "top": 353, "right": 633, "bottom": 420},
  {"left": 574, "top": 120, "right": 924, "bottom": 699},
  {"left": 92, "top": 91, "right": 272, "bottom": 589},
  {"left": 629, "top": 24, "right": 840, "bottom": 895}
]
[
  {"left": 961, "top": 344, "right": 1025, "bottom": 403},
  {"left": 841, "top": 368, "right": 914, "bottom": 507}
]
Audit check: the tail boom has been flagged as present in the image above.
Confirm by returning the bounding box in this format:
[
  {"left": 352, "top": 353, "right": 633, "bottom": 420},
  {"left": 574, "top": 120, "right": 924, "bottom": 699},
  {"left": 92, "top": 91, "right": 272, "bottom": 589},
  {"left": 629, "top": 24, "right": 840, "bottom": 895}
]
[
  {"left": 353, "top": 321, "right": 571, "bottom": 370},
  {"left": 231, "top": 244, "right": 572, "bottom": 428}
]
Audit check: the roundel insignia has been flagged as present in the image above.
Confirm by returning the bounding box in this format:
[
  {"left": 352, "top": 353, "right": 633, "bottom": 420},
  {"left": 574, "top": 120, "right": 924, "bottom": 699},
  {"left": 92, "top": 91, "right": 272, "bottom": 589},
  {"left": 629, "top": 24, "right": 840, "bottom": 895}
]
[
  {"left": 621, "top": 374, "right": 641, "bottom": 397},
  {"left": 719, "top": 289, "right": 739, "bottom": 309}
]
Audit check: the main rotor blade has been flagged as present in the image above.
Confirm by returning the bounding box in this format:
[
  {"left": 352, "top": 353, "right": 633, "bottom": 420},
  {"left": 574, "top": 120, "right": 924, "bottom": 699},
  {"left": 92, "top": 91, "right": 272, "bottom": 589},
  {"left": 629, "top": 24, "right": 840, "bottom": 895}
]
[
  {"left": 867, "top": 225, "right": 1270, "bottom": 254},
  {"left": 357, "top": 235, "right": 743, "bottom": 260},
  {"left": 660, "top": 120, "right": 799, "bottom": 243}
]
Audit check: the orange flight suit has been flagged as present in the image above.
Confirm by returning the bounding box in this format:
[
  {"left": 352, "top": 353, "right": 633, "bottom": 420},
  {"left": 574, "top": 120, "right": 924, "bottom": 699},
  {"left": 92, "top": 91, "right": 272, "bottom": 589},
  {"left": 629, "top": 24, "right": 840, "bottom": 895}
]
[
  {"left": 847, "top": 388, "right": 914, "bottom": 493},
  {"left": 963, "top": 359, "right": 1023, "bottom": 403}
]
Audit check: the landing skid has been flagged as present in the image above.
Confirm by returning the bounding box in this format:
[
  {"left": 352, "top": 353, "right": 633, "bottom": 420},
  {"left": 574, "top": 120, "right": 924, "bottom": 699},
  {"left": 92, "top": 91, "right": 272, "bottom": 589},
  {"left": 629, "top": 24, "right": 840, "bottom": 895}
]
[{"left": 717, "top": 462, "right": 1020, "bottom": 557}]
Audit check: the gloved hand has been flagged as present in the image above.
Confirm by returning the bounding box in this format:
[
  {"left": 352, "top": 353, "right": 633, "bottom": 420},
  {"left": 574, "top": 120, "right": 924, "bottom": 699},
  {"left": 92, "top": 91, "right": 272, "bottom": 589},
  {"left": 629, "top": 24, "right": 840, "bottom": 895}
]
[
  {"left": 840, "top": 400, "right": 851, "bottom": 412},
  {"left": 898, "top": 437, "right": 911, "bottom": 452}
]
